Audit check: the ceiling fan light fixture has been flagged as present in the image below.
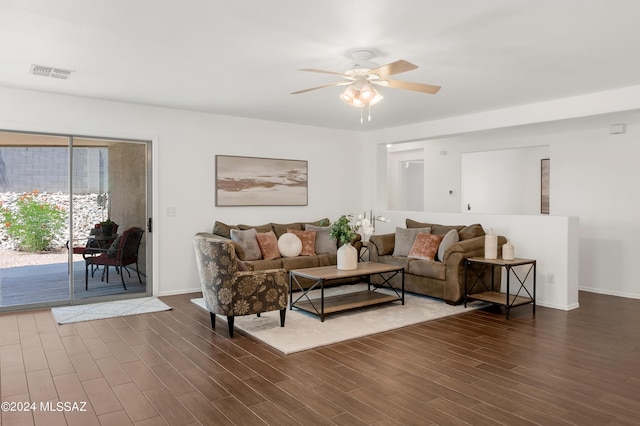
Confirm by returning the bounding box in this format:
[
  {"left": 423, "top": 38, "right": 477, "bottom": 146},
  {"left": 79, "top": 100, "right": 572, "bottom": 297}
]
[
  {"left": 370, "top": 91, "right": 384, "bottom": 106},
  {"left": 339, "top": 81, "right": 381, "bottom": 108}
]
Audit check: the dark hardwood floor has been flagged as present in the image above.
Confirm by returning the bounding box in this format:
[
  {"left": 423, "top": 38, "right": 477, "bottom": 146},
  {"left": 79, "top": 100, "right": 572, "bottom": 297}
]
[{"left": 1, "top": 290, "right": 639, "bottom": 425}]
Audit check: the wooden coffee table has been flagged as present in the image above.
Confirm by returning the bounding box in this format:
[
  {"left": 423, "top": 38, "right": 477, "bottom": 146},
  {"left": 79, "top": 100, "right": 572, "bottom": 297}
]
[{"left": 289, "top": 262, "right": 404, "bottom": 321}]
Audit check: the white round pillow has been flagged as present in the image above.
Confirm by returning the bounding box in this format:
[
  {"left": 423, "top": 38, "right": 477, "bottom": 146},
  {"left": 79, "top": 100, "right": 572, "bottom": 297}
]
[{"left": 278, "top": 233, "right": 303, "bottom": 257}]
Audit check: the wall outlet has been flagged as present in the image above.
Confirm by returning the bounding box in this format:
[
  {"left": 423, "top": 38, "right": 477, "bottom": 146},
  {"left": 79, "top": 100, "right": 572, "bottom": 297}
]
[{"left": 548, "top": 272, "right": 555, "bottom": 284}]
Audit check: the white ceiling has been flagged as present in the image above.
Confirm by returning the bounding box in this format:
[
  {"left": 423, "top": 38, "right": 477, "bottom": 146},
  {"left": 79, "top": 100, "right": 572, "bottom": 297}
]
[{"left": 2, "top": 1, "right": 640, "bottom": 132}]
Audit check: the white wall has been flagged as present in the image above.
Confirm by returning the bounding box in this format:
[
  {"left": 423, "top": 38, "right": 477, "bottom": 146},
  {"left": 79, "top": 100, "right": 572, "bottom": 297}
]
[
  {"left": 372, "top": 211, "right": 579, "bottom": 310},
  {"left": 367, "top": 87, "right": 640, "bottom": 302},
  {"left": 461, "top": 146, "right": 550, "bottom": 214},
  {"left": 0, "top": 87, "right": 365, "bottom": 297}
]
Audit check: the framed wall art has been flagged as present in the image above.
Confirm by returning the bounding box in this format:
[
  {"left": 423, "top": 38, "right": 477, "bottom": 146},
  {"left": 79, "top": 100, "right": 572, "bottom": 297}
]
[
  {"left": 215, "top": 155, "right": 308, "bottom": 206},
  {"left": 541, "top": 158, "right": 550, "bottom": 214}
]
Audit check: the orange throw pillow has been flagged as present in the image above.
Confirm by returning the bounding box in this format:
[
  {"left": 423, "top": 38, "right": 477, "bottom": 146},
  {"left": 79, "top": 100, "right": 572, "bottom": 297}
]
[
  {"left": 408, "top": 233, "right": 444, "bottom": 261},
  {"left": 256, "top": 231, "right": 281, "bottom": 260},
  {"left": 287, "top": 229, "right": 317, "bottom": 256}
]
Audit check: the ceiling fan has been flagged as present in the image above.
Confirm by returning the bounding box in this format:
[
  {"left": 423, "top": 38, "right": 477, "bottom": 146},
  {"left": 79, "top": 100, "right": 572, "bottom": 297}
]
[{"left": 291, "top": 50, "right": 441, "bottom": 117}]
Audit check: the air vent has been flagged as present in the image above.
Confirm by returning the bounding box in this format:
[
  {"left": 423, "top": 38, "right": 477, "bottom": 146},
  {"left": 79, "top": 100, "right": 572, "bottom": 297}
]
[{"left": 30, "top": 64, "right": 73, "bottom": 80}]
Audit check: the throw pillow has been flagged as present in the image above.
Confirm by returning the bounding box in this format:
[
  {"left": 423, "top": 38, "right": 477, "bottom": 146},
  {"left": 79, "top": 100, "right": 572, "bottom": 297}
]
[
  {"left": 437, "top": 229, "right": 459, "bottom": 261},
  {"left": 392, "top": 227, "right": 431, "bottom": 257},
  {"left": 287, "top": 229, "right": 316, "bottom": 256},
  {"left": 305, "top": 224, "right": 336, "bottom": 254},
  {"left": 255, "top": 231, "right": 280, "bottom": 260},
  {"left": 230, "top": 228, "right": 262, "bottom": 261},
  {"left": 409, "top": 233, "right": 444, "bottom": 261},
  {"left": 278, "top": 233, "right": 303, "bottom": 257},
  {"left": 106, "top": 236, "right": 121, "bottom": 258}
]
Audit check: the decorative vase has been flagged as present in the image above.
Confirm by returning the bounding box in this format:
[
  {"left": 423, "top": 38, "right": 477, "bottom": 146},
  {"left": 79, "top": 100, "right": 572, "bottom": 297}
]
[
  {"left": 502, "top": 239, "right": 515, "bottom": 260},
  {"left": 101, "top": 224, "right": 113, "bottom": 237},
  {"left": 337, "top": 242, "right": 358, "bottom": 270},
  {"left": 484, "top": 228, "right": 498, "bottom": 260}
]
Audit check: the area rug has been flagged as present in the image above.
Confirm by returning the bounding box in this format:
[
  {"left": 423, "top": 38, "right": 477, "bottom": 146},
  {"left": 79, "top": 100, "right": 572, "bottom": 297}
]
[
  {"left": 191, "top": 284, "right": 486, "bottom": 354},
  {"left": 51, "top": 297, "right": 171, "bottom": 324}
]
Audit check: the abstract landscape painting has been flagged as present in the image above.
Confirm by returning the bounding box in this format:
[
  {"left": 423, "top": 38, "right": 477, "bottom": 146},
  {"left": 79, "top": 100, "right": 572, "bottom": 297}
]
[{"left": 216, "top": 155, "right": 308, "bottom": 206}]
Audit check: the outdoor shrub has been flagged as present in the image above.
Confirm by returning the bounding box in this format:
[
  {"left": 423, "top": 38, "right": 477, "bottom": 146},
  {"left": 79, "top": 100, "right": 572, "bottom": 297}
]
[{"left": 1, "top": 190, "right": 67, "bottom": 252}]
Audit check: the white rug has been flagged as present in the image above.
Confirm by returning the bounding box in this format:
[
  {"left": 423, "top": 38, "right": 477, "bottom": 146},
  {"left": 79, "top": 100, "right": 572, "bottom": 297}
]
[
  {"left": 51, "top": 297, "right": 172, "bottom": 324},
  {"left": 192, "top": 284, "right": 486, "bottom": 354}
]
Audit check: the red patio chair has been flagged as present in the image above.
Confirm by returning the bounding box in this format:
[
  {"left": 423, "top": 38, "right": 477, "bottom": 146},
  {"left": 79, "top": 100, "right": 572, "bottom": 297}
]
[{"left": 83, "top": 227, "right": 144, "bottom": 290}]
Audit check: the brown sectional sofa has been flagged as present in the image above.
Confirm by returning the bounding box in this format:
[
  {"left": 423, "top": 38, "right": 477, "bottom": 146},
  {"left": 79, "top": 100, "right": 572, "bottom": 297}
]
[
  {"left": 367, "top": 219, "right": 506, "bottom": 304},
  {"left": 208, "top": 218, "right": 363, "bottom": 289}
]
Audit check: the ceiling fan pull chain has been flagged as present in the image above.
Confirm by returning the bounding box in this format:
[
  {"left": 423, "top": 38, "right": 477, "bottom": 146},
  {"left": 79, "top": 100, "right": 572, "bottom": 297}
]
[
  {"left": 368, "top": 103, "right": 372, "bottom": 122},
  {"left": 360, "top": 106, "right": 364, "bottom": 124}
]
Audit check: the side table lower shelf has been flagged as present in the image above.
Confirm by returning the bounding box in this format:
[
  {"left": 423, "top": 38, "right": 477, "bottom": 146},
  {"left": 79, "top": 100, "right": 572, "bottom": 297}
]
[
  {"left": 464, "top": 257, "right": 536, "bottom": 319},
  {"left": 468, "top": 291, "right": 533, "bottom": 308}
]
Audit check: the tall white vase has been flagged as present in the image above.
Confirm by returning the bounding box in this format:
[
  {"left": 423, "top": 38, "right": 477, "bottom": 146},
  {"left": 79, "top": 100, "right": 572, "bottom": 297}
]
[
  {"left": 337, "top": 243, "right": 358, "bottom": 270},
  {"left": 484, "top": 228, "right": 498, "bottom": 259}
]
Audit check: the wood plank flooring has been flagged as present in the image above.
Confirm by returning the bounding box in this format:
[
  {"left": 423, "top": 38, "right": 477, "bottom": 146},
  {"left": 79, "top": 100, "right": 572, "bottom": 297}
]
[{"left": 1, "top": 291, "right": 639, "bottom": 425}]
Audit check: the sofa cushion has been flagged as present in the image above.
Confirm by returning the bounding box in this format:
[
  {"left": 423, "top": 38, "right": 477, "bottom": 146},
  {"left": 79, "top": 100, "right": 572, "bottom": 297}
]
[
  {"left": 242, "top": 258, "right": 283, "bottom": 271},
  {"left": 376, "top": 255, "right": 412, "bottom": 270},
  {"left": 238, "top": 223, "right": 273, "bottom": 233},
  {"left": 437, "top": 229, "right": 459, "bottom": 261},
  {"left": 305, "top": 224, "right": 336, "bottom": 254},
  {"left": 301, "top": 218, "right": 331, "bottom": 227},
  {"left": 287, "top": 229, "right": 316, "bottom": 256},
  {"left": 393, "top": 227, "right": 431, "bottom": 257},
  {"left": 431, "top": 224, "right": 465, "bottom": 235},
  {"left": 408, "top": 259, "right": 447, "bottom": 280},
  {"left": 458, "top": 223, "right": 485, "bottom": 240},
  {"left": 230, "top": 228, "right": 262, "bottom": 261},
  {"left": 256, "top": 231, "right": 280, "bottom": 260},
  {"left": 316, "top": 253, "right": 337, "bottom": 266},
  {"left": 278, "top": 233, "right": 302, "bottom": 257},
  {"left": 272, "top": 222, "right": 302, "bottom": 238},
  {"left": 408, "top": 233, "right": 444, "bottom": 261},
  {"left": 212, "top": 221, "right": 239, "bottom": 239},
  {"left": 406, "top": 218, "right": 435, "bottom": 229},
  {"left": 281, "top": 255, "right": 321, "bottom": 270},
  {"left": 370, "top": 233, "right": 395, "bottom": 256}
]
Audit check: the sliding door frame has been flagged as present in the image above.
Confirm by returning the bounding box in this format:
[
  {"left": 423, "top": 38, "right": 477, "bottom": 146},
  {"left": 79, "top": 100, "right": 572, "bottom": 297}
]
[{"left": 0, "top": 128, "right": 154, "bottom": 311}]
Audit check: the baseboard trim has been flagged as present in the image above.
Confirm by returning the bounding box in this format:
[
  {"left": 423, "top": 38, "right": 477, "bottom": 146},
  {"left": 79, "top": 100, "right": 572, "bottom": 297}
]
[
  {"left": 579, "top": 286, "right": 640, "bottom": 300},
  {"left": 158, "top": 287, "right": 201, "bottom": 297}
]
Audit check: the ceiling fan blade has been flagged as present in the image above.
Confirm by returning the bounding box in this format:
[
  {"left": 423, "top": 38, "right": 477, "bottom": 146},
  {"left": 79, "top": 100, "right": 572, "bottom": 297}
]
[
  {"left": 298, "top": 68, "right": 347, "bottom": 76},
  {"left": 290, "top": 82, "right": 346, "bottom": 94},
  {"left": 370, "top": 60, "right": 418, "bottom": 78},
  {"left": 385, "top": 79, "right": 441, "bottom": 94}
]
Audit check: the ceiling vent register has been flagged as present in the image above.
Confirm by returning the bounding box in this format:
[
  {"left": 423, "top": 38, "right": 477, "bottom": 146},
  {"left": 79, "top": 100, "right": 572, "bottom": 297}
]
[{"left": 30, "top": 64, "right": 73, "bottom": 80}]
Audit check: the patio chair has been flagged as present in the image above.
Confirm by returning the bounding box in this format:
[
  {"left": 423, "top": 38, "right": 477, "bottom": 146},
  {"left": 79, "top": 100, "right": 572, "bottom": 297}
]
[
  {"left": 83, "top": 227, "right": 144, "bottom": 290},
  {"left": 68, "top": 223, "right": 120, "bottom": 254},
  {"left": 193, "top": 232, "right": 288, "bottom": 338}
]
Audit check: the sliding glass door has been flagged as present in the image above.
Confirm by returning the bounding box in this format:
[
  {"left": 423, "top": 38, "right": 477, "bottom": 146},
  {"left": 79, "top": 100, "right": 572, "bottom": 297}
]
[{"left": 0, "top": 131, "right": 152, "bottom": 311}]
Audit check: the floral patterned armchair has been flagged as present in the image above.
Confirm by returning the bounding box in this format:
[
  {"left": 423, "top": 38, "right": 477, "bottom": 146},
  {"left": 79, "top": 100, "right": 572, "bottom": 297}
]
[{"left": 193, "top": 232, "right": 288, "bottom": 337}]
